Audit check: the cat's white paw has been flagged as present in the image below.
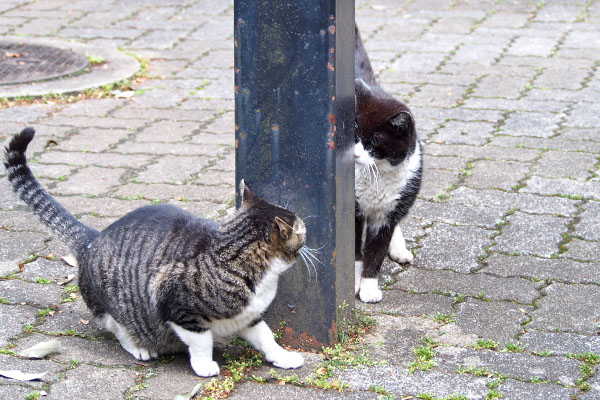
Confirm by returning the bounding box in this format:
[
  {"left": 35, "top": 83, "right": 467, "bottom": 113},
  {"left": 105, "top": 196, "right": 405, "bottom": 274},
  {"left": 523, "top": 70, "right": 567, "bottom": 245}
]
[
  {"left": 268, "top": 350, "right": 304, "bottom": 369},
  {"left": 355, "top": 261, "right": 363, "bottom": 295},
  {"left": 389, "top": 247, "right": 413, "bottom": 264},
  {"left": 389, "top": 225, "right": 413, "bottom": 264},
  {"left": 190, "top": 358, "right": 220, "bottom": 377},
  {"left": 358, "top": 278, "right": 383, "bottom": 303}
]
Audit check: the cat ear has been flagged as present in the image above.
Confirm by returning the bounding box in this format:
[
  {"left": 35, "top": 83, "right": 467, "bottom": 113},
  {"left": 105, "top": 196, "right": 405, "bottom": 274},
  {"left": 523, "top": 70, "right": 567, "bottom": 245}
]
[
  {"left": 274, "top": 216, "right": 292, "bottom": 240},
  {"left": 390, "top": 111, "right": 413, "bottom": 130},
  {"left": 355, "top": 78, "right": 372, "bottom": 99},
  {"left": 240, "top": 179, "right": 258, "bottom": 206}
]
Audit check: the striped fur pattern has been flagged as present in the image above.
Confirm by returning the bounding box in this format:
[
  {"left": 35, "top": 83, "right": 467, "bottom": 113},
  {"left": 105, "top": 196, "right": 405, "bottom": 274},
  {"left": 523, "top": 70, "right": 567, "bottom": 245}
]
[
  {"left": 354, "top": 26, "right": 423, "bottom": 303},
  {"left": 4, "top": 128, "right": 306, "bottom": 376}
]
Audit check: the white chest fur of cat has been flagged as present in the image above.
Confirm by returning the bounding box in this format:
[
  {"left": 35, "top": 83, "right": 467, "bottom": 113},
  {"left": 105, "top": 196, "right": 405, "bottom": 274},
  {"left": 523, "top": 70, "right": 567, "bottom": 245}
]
[{"left": 355, "top": 141, "right": 422, "bottom": 231}]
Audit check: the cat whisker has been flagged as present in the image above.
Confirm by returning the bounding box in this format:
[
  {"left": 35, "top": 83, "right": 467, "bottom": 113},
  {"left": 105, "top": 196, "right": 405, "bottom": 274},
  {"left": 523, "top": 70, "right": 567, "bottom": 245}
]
[
  {"left": 299, "top": 247, "right": 318, "bottom": 284},
  {"left": 302, "top": 246, "right": 326, "bottom": 269},
  {"left": 302, "top": 215, "right": 319, "bottom": 222}
]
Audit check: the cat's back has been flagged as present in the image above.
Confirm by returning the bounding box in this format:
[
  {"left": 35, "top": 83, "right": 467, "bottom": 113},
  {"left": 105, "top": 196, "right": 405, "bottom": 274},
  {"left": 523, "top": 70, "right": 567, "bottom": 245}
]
[{"left": 94, "top": 204, "right": 218, "bottom": 264}]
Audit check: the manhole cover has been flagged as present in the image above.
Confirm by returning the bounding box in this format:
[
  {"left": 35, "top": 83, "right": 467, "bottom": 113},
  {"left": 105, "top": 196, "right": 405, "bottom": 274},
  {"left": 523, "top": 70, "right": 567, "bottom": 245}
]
[{"left": 0, "top": 41, "right": 89, "bottom": 85}]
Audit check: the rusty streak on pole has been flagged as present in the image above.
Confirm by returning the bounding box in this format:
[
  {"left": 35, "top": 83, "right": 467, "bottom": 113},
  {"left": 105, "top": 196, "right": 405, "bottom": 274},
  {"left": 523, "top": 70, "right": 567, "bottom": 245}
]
[{"left": 234, "top": 0, "right": 355, "bottom": 348}]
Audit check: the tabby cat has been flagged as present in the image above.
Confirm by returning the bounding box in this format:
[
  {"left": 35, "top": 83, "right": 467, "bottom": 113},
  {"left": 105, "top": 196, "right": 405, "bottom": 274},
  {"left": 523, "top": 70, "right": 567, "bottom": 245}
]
[
  {"left": 354, "top": 26, "right": 423, "bottom": 303},
  {"left": 4, "top": 127, "right": 305, "bottom": 377}
]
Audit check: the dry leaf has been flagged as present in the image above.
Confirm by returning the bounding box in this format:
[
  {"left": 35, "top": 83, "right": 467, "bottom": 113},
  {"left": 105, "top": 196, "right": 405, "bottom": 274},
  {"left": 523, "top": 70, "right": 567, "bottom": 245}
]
[
  {"left": 316, "top": 367, "right": 327, "bottom": 375},
  {"left": 0, "top": 369, "right": 47, "bottom": 381},
  {"left": 18, "top": 339, "right": 62, "bottom": 359},
  {"left": 173, "top": 382, "right": 203, "bottom": 400},
  {"left": 278, "top": 380, "right": 285, "bottom": 385},
  {"left": 79, "top": 319, "right": 89, "bottom": 325},
  {"left": 5, "top": 51, "right": 21, "bottom": 58},
  {"left": 58, "top": 274, "right": 75, "bottom": 285},
  {"left": 62, "top": 255, "right": 78, "bottom": 267},
  {"left": 18, "top": 263, "right": 25, "bottom": 272}
]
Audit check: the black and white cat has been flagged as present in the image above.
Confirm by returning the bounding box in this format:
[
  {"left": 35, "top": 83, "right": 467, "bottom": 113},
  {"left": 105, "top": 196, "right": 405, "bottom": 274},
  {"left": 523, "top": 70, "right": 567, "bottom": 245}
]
[{"left": 354, "top": 26, "right": 423, "bottom": 303}]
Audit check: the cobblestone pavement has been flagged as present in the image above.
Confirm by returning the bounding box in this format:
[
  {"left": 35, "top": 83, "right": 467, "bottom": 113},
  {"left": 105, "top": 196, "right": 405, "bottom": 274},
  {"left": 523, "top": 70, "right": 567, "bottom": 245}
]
[{"left": 1, "top": 0, "right": 599, "bottom": 399}]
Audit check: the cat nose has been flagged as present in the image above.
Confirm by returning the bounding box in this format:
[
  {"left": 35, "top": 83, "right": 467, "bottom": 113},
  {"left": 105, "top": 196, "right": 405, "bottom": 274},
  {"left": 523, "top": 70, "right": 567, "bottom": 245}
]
[{"left": 354, "top": 153, "right": 360, "bottom": 159}]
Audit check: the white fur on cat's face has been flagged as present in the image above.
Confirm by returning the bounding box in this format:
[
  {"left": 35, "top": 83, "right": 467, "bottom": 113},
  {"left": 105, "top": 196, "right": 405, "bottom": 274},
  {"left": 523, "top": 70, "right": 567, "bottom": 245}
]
[{"left": 354, "top": 141, "right": 374, "bottom": 167}]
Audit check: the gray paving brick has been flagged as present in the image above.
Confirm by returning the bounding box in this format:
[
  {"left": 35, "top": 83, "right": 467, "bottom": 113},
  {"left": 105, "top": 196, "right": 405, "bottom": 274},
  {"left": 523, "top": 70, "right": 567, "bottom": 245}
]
[
  {"left": 0, "top": 304, "right": 38, "bottom": 347},
  {"left": 503, "top": 111, "right": 563, "bottom": 138},
  {"left": 46, "top": 364, "right": 138, "bottom": 400},
  {"left": 414, "top": 223, "right": 492, "bottom": 273},
  {"left": 529, "top": 282, "right": 600, "bottom": 334},
  {"left": 522, "top": 176, "right": 600, "bottom": 200},
  {"left": 52, "top": 166, "right": 127, "bottom": 196},
  {"left": 456, "top": 298, "right": 532, "bottom": 346},
  {"left": 392, "top": 267, "right": 541, "bottom": 304},
  {"left": 464, "top": 159, "right": 531, "bottom": 191},
  {"left": 484, "top": 253, "right": 600, "bottom": 285},
  {"left": 520, "top": 330, "right": 600, "bottom": 356},
  {"left": 437, "top": 345, "right": 580, "bottom": 385},
  {"left": 564, "top": 238, "right": 599, "bottom": 261},
  {"left": 495, "top": 212, "right": 568, "bottom": 257}
]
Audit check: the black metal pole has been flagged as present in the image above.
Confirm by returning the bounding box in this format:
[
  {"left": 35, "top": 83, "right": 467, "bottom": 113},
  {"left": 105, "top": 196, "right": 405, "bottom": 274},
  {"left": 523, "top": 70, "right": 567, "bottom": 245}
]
[{"left": 234, "top": 0, "right": 355, "bottom": 348}]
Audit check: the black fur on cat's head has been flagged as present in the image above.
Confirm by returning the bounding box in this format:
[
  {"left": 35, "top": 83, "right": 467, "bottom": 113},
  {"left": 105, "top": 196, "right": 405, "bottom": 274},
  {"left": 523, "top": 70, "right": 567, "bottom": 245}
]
[
  {"left": 238, "top": 180, "right": 306, "bottom": 262},
  {"left": 355, "top": 78, "right": 417, "bottom": 166}
]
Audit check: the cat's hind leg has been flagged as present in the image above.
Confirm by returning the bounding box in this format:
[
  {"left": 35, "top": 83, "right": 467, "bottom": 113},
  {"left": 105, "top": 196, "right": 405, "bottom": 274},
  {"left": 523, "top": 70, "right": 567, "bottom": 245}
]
[
  {"left": 239, "top": 320, "right": 304, "bottom": 369},
  {"left": 168, "top": 322, "right": 219, "bottom": 377},
  {"left": 100, "top": 314, "right": 157, "bottom": 361},
  {"left": 388, "top": 224, "right": 413, "bottom": 264}
]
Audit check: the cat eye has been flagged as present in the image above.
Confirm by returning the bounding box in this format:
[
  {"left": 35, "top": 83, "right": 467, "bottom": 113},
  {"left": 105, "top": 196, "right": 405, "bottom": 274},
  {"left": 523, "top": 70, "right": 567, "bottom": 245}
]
[{"left": 371, "top": 134, "right": 380, "bottom": 146}]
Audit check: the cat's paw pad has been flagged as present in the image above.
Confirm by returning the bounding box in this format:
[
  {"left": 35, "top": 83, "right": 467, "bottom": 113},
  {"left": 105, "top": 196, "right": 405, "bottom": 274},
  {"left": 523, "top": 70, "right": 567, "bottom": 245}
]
[
  {"left": 269, "top": 350, "right": 304, "bottom": 369},
  {"left": 125, "top": 345, "right": 153, "bottom": 361},
  {"left": 190, "top": 359, "right": 220, "bottom": 377},
  {"left": 389, "top": 247, "right": 413, "bottom": 264},
  {"left": 358, "top": 278, "right": 383, "bottom": 303}
]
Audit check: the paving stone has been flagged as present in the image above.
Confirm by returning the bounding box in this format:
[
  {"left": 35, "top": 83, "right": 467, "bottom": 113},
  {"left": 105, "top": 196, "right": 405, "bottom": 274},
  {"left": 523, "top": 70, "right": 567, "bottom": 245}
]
[
  {"left": 362, "top": 290, "right": 455, "bottom": 318},
  {"left": 337, "top": 366, "right": 490, "bottom": 399},
  {"left": 454, "top": 299, "right": 531, "bottom": 346},
  {"left": 38, "top": 151, "right": 152, "bottom": 169},
  {"left": 37, "top": 298, "right": 99, "bottom": 337},
  {"left": 0, "top": 384, "right": 36, "bottom": 400},
  {"left": 520, "top": 330, "right": 600, "bottom": 356},
  {"left": 503, "top": 111, "right": 563, "bottom": 138},
  {"left": 392, "top": 268, "right": 541, "bottom": 304},
  {"left": 484, "top": 253, "right": 600, "bottom": 285},
  {"left": 56, "top": 128, "right": 131, "bottom": 152},
  {"left": 52, "top": 166, "right": 127, "bottom": 196},
  {"left": 134, "top": 120, "right": 200, "bottom": 142},
  {"left": 418, "top": 169, "right": 459, "bottom": 201},
  {"left": 14, "top": 333, "right": 134, "bottom": 367},
  {"left": 0, "top": 354, "right": 66, "bottom": 390},
  {"left": 424, "top": 143, "right": 541, "bottom": 163},
  {"left": 0, "top": 304, "right": 38, "bottom": 347},
  {"left": 529, "top": 282, "right": 600, "bottom": 334},
  {"left": 575, "top": 201, "right": 600, "bottom": 240},
  {"left": 116, "top": 141, "right": 227, "bottom": 157},
  {"left": 414, "top": 223, "right": 493, "bottom": 273},
  {"left": 448, "top": 187, "right": 578, "bottom": 216},
  {"left": 464, "top": 159, "right": 531, "bottom": 191},
  {"left": 436, "top": 346, "right": 580, "bottom": 385},
  {"left": 564, "top": 238, "right": 599, "bottom": 261},
  {"left": 15, "top": 258, "right": 74, "bottom": 284},
  {"left": 134, "top": 155, "right": 212, "bottom": 184},
  {"left": 565, "top": 102, "right": 600, "bottom": 128},
  {"left": 533, "top": 150, "right": 597, "bottom": 181},
  {"left": 411, "top": 200, "right": 504, "bottom": 229},
  {"left": 0, "top": 210, "right": 47, "bottom": 232},
  {"left": 0, "top": 230, "right": 48, "bottom": 277},
  {"left": 471, "top": 74, "right": 530, "bottom": 99},
  {"left": 114, "top": 182, "right": 233, "bottom": 203},
  {"left": 229, "top": 382, "right": 375, "bottom": 400},
  {"left": 500, "top": 377, "right": 579, "bottom": 399},
  {"left": 46, "top": 364, "right": 138, "bottom": 400},
  {"left": 522, "top": 176, "right": 600, "bottom": 200},
  {"left": 0, "top": 279, "right": 63, "bottom": 309},
  {"left": 56, "top": 196, "right": 151, "bottom": 217},
  {"left": 495, "top": 212, "right": 568, "bottom": 257},
  {"left": 434, "top": 121, "right": 495, "bottom": 145}
]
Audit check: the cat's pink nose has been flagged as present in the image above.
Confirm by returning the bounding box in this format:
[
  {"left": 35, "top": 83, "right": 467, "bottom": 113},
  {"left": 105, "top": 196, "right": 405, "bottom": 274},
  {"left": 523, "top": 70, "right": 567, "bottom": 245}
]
[{"left": 354, "top": 153, "right": 360, "bottom": 159}]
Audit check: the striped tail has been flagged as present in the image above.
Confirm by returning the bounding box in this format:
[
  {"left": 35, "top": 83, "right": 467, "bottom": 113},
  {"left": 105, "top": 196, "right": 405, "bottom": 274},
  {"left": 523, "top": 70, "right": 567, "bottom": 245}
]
[{"left": 4, "top": 127, "right": 99, "bottom": 255}]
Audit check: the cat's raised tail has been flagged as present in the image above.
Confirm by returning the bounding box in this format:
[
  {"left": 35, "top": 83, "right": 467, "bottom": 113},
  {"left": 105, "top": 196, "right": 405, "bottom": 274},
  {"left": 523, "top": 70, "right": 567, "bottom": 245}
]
[{"left": 4, "top": 127, "right": 99, "bottom": 255}]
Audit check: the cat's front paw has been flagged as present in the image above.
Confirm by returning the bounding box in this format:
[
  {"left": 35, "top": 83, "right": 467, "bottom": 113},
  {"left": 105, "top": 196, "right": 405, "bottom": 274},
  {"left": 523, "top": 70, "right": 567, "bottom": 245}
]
[
  {"left": 190, "top": 358, "right": 220, "bottom": 377},
  {"left": 389, "top": 247, "right": 414, "bottom": 264},
  {"left": 268, "top": 350, "right": 304, "bottom": 369},
  {"left": 358, "top": 278, "right": 383, "bottom": 303}
]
